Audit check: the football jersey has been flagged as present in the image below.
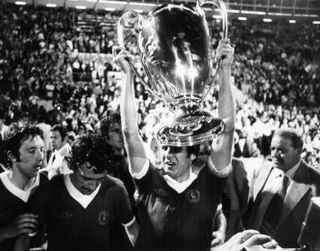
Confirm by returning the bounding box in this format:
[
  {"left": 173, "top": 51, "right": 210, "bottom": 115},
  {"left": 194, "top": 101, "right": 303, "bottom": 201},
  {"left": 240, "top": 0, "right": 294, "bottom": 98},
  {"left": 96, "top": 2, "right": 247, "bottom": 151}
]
[
  {"left": 135, "top": 165, "right": 226, "bottom": 251},
  {"left": 0, "top": 173, "right": 46, "bottom": 250},
  {"left": 28, "top": 175, "right": 133, "bottom": 251}
]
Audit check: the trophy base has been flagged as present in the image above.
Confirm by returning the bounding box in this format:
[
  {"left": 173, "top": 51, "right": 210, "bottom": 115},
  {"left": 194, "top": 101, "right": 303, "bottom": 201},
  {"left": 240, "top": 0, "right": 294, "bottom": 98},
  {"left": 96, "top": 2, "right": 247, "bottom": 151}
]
[{"left": 157, "top": 112, "right": 225, "bottom": 146}]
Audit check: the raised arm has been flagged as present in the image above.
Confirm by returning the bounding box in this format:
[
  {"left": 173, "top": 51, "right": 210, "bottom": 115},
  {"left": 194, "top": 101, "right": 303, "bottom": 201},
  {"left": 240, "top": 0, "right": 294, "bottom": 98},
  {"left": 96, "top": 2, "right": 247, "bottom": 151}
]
[
  {"left": 209, "top": 39, "right": 235, "bottom": 173},
  {"left": 115, "top": 53, "right": 148, "bottom": 175}
]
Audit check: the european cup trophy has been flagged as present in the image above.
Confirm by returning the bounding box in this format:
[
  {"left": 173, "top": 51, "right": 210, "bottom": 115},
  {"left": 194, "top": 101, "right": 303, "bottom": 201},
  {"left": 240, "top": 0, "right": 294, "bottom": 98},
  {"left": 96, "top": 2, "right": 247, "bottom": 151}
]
[{"left": 117, "top": 0, "right": 228, "bottom": 146}]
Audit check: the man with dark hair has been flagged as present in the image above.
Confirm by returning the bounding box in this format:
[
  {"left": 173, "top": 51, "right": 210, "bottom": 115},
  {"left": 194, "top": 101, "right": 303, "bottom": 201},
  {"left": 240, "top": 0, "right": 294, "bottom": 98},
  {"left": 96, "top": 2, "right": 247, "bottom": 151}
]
[
  {"left": 100, "top": 111, "right": 136, "bottom": 204},
  {"left": 116, "top": 39, "right": 236, "bottom": 251},
  {"left": 46, "top": 124, "right": 72, "bottom": 179},
  {"left": 0, "top": 124, "right": 45, "bottom": 250},
  {"left": 244, "top": 128, "right": 320, "bottom": 249},
  {"left": 24, "top": 134, "right": 139, "bottom": 251}
]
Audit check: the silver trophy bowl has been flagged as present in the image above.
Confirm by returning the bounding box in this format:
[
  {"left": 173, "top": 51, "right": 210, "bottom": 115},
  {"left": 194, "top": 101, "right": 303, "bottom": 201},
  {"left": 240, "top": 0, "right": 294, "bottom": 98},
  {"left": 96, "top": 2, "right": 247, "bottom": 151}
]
[{"left": 118, "top": 0, "right": 228, "bottom": 146}]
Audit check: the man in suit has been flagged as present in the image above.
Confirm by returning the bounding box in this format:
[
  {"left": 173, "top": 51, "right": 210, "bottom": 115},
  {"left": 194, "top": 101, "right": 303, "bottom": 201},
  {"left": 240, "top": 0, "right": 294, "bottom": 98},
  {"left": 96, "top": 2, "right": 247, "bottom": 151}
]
[
  {"left": 244, "top": 128, "right": 320, "bottom": 249},
  {"left": 46, "top": 124, "right": 72, "bottom": 179}
]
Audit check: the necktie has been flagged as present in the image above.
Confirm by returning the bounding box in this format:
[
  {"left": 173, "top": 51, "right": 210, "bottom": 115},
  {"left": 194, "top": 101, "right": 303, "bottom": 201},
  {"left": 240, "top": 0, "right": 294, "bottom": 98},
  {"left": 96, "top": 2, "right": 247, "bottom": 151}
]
[
  {"left": 51, "top": 153, "right": 56, "bottom": 164},
  {"left": 280, "top": 175, "right": 290, "bottom": 197},
  {"left": 261, "top": 174, "right": 290, "bottom": 235}
]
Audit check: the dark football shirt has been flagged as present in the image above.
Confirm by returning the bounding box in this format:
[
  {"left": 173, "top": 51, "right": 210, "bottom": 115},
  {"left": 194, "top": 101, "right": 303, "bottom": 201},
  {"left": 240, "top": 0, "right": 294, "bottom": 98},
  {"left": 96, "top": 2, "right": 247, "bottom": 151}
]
[{"left": 134, "top": 165, "right": 226, "bottom": 251}]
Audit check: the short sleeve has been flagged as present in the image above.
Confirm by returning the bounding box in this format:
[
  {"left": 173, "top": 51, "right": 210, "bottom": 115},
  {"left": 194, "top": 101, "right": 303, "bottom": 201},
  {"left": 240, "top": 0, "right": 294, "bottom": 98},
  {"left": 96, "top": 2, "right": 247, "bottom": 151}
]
[
  {"left": 117, "top": 183, "right": 134, "bottom": 225},
  {"left": 133, "top": 164, "right": 157, "bottom": 195},
  {"left": 207, "top": 157, "right": 232, "bottom": 177}
]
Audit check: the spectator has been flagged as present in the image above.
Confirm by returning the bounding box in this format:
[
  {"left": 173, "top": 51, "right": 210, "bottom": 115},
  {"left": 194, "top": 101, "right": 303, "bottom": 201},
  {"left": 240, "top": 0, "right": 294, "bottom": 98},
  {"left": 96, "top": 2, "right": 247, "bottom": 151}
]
[
  {"left": 244, "top": 128, "right": 320, "bottom": 249},
  {"left": 46, "top": 124, "right": 72, "bottom": 179}
]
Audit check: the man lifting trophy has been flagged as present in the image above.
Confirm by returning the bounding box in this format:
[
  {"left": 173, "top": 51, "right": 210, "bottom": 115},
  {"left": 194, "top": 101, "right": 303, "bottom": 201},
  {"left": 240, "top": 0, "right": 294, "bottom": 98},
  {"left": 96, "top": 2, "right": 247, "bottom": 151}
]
[{"left": 114, "top": 1, "right": 239, "bottom": 251}]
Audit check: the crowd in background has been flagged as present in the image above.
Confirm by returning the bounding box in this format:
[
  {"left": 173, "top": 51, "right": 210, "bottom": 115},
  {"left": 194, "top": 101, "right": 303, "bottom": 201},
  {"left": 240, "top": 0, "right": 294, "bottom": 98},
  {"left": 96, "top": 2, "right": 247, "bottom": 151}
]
[{"left": 0, "top": 3, "right": 319, "bottom": 168}]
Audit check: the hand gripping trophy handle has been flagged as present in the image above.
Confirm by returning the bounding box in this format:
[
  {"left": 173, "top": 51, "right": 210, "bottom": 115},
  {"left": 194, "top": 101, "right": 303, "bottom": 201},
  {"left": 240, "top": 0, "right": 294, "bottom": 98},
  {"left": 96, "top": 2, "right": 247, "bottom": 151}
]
[
  {"left": 198, "top": 0, "right": 229, "bottom": 103},
  {"left": 198, "top": 0, "right": 228, "bottom": 39}
]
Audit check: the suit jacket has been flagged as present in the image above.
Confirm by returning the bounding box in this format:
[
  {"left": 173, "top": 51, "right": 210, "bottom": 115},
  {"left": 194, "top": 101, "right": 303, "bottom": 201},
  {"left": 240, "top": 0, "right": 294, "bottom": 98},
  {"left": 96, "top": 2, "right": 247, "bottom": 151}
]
[{"left": 245, "top": 160, "right": 320, "bottom": 248}]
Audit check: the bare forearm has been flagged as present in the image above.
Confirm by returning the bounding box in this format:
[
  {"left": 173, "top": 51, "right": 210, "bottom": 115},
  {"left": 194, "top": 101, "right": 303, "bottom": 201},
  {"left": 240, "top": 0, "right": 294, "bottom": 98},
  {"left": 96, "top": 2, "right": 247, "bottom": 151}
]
[
  {"left": 215, "top": 206, "right": 227, "bottom": 233},
  {"left": 209, "top": 40, "right": 235, "bottom": 172},
  {"left": 218, "top": 68, "right": 235, "bottom": 133},
  {"left": 120, "top": 69, "right": 139, "bottom": 135},
  {"left": 118, "top": 58, "right": 148, "bottom": 173}
]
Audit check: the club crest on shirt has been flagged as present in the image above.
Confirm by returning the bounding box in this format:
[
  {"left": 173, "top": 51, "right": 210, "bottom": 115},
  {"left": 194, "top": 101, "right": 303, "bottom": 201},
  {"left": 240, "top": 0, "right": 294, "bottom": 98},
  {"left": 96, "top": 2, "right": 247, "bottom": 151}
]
[
  {"left": 154, "top": 188, "right": 169, "bottom": 198},
  {"left": 57, "top": 210, "right": 73, "bottom": 224},
  {"left": 98, "top": 210, "right": 110, "bottom": 226},
  {"left": 186, "top": 189, "right": 201, "bottom": 203}
]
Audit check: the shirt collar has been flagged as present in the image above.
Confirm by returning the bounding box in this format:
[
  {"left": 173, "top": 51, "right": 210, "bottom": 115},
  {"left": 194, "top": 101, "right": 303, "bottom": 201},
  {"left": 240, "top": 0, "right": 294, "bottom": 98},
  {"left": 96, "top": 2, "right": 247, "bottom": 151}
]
[
  {"left": 0, "top": 171, "right": 40, "bottom": 202},
  {"left": 163, "top": 167, "right": 199, "bottom": 194},
  {"left": 64, "top": 174, "right": 100, "bottom": 209},
  {"left": 285, "top": 159, "right": 301, "bottom": 180}
]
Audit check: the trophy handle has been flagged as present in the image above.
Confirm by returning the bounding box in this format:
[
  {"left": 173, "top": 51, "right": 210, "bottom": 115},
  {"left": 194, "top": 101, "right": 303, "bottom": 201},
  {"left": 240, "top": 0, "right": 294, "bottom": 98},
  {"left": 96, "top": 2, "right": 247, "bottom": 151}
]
[
  {"left": 197, "top": 0, "right": 228, "bottom": 39},
  {"left": 117, "top": 11, "right": 166, "bottom": 103},
  {"left": 197, "top": 0, "right": 228, "bottom": 103},
  {"left": 117, "top": 11, "right": 143, "bottom": 52}
]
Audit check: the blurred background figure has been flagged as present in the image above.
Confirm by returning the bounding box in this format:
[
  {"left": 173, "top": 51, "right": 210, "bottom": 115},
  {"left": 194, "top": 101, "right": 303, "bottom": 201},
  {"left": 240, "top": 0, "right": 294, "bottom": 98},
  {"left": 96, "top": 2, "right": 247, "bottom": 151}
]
[{"left": 46, "top": 124, "right": 72, "bottom": 179}]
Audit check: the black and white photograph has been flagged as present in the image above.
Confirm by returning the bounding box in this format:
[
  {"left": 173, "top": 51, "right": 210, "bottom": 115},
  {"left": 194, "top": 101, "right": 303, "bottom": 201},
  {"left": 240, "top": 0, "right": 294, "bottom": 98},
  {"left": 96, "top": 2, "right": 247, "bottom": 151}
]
[{"left": 0, "top": 0, "right": 319, "bottom": 250}]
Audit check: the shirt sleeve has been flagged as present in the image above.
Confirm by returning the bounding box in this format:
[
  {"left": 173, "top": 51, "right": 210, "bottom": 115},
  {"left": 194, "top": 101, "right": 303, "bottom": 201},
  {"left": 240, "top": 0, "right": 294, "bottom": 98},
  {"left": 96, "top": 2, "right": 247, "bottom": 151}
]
[
  {"left": 117, "top": 183, "right": 134, "bottom": 225},
  {"left": 207, "top": 157, "right": 232, "bottom": 178},
  {"left": 130, "top": 160, "right": 150, "bottom": 180}
]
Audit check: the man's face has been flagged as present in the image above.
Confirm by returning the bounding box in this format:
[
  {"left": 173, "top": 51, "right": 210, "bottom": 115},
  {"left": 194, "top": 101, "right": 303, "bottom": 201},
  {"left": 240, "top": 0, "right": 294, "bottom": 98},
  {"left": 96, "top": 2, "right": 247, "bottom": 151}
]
[
  {"left": 51, "top": 130, "right": 66, "bottom": 151},
  {"left": 107, "top": 122, "right": 124, "bottom": 151},
  {"left": 14, "top": 135, "right": 45, "bottom": 179},
  {"left": 162, "top": 146, "right": 194, "bottom": 181},
  {"left": 72, "top": 163, "right": 107, "bottom": 195},
  {"left": 270, "top": 135, "right": 300, "bottom": 172}
]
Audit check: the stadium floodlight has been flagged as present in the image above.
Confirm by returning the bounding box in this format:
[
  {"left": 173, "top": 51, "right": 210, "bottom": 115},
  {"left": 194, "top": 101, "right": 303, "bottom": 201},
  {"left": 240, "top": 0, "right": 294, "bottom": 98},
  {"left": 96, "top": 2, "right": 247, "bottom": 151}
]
[
  {"left": 269, "top": 12, "right": 291, "bottom": 16},
  {"left": 105, "top": 7, "right": 115, "bottom": 11},
  {"left": 263, "top": 18, "right": 272, "bottom": 22},
  {"left": 212, "top": 15, "right": 222, "bottom": 19},
  {"left": 289, "top": 20, "right": 296, "bottom": 24},
  {"left": 295, "top": 14, "right": 318, "bottom": 17},
  {"left": 134, "top": 9, "right": 144, "bottom": 13},
  {"left": 238, "top": 16, "right": 247, "bottom": 21},
  {"left": 313, "top": 20, "right": 320, "bottom": 24},
  {"left": 15, "top": 1, "right": 26, "bottom": 5},
  {"left": 228, "top": 9, "right": 240, "bottom": 13},
  {"left": 46, "top": 3, "right": 57, "bottom": 7},
  {"left": 241, "top": 10, "right": 266, "bottom": 15},
  {"left": 75, "top": 5, "right": 86, "bottom": 9}
]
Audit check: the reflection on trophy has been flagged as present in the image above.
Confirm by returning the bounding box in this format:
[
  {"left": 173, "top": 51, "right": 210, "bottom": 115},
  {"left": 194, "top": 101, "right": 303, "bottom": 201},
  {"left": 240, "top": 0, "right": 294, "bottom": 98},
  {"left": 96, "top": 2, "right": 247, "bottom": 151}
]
[{"left": 117, "top": 0, "right": 228, "bottom": 146}]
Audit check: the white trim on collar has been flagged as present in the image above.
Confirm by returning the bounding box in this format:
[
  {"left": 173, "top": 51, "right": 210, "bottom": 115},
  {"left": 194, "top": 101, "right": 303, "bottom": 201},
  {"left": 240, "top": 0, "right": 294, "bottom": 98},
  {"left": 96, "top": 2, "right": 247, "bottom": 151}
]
[
  {"left": 0, "top": 172, "right": 39, "bottom": 202},
  {"left": 64, "top": 174, "right": 101, "bottom": 209},
  {"left": 163, "top": 169, "right": 198, "bottom": 194}
]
